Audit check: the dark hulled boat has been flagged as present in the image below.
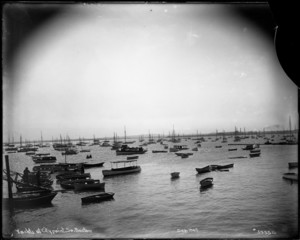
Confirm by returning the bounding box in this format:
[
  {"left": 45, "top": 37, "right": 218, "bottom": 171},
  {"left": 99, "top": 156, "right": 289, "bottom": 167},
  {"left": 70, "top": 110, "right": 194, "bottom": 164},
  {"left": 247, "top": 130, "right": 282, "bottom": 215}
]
[
  {"left": 196, "top": 165, "right": 211, "bottom": 174},
  {"left": 81, "top": 192, "right": 115, "bottom": 204},
  {"left": 83, "top": 162, "right": 105, "bottom": 168},
  {"left": 3, "top": 192, "right": 57, "bottom": 208},
  {"left": 116, "top": 145, "right": 147, "bottom": 156}
]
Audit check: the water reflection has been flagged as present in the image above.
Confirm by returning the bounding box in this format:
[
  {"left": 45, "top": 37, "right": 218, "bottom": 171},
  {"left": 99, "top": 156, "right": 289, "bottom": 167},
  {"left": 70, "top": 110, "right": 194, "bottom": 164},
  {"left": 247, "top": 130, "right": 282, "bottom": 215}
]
[{"left": 199, "top": 185, "right": 214, "bottom": 193}]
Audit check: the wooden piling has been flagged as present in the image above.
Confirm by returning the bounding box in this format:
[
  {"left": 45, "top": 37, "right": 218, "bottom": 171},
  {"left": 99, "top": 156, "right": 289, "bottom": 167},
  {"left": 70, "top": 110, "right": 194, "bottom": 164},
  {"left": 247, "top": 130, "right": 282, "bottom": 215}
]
[{"left": 5, "top": 155, "right": 13, "bottom": 199}]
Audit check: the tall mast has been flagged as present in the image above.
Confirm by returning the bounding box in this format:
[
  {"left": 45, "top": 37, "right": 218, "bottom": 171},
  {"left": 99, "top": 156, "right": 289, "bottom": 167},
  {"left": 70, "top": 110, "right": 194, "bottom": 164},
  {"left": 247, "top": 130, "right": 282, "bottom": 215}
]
[
  {"left": 124, "top": 126, "right": 126, "bottom": 143},
  {"left": 289, "top": 115, "right": 292, "bottom": 141}
]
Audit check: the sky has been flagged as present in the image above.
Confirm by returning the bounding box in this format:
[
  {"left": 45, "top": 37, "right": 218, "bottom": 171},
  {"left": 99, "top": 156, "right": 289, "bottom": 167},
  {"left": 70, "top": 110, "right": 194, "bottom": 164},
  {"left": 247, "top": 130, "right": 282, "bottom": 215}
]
[{"left": 3, "top": 3, "right": 298, "bottom": 142}]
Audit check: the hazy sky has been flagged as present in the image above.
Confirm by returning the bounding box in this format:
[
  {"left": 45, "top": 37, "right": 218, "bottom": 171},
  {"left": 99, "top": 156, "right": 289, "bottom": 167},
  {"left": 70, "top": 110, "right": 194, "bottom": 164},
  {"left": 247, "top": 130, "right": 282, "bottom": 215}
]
[{"left": 3, "top": 3, "right": 298, "bottom": 141}]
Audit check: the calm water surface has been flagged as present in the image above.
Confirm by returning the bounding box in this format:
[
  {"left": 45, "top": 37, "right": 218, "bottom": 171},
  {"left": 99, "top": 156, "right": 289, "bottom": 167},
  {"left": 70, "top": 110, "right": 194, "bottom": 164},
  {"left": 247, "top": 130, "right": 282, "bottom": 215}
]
[{"left": 2, "top": 136, "right": 298, "bottom": 238}]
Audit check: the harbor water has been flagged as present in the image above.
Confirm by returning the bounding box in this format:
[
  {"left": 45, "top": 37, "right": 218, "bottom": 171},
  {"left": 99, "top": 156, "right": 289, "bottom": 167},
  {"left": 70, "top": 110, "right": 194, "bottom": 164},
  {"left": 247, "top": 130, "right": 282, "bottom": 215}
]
[{"left": 2, "top": 136, "right": 298, "bottom": 238}]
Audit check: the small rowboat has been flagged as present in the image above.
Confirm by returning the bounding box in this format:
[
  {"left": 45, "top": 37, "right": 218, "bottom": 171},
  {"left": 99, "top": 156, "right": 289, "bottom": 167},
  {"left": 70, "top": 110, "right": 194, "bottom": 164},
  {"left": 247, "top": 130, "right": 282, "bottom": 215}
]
[
  {"left": 288, "top": 162, "right": 298, "bottom": 168},
  {"left": 60, "top": 178, "right": 95, "bottom": 189},
  {"left": 250, "top": 149, "right": 261, "bottom": 153},
  {"left": 282, "top": 173, "right": 298, "bottom": 182},
  {"left": 152, "top": 150, "right": 168, "bottom": 153},
  {"left": 249, "top": 152, "right": 261, "bottom": 158},
  {"left": 175, "top": 153, "right": 193, "bottom": 157},
  {"left": 228, "top": 148, "right": 237, "bottom": 151},
  {"left": 81, "top": 192, "right": 115, "bottom": 204},
  {"left": 200, "top": 177, "right": 213, "bottom": 188},
  {"left": 196, "top": 165, "right": 211, "bottom": 174},
  {"left": 216, "top": 164, "right": 234, "bottom": 170},
  {"left": 228, "top": 156, "right": 247, "bottom": 159},
  {"left": 3, "top": 192, "right": 57, "bottom": 208},
  {"left": 127, "top": 156, "right": 139, "bottom": 160},
  {"left": 83, "top": 162, "right": 105, "bottom": 168},
  {"left": 171, "top": 172, "right": 180, "bottom": 179}
]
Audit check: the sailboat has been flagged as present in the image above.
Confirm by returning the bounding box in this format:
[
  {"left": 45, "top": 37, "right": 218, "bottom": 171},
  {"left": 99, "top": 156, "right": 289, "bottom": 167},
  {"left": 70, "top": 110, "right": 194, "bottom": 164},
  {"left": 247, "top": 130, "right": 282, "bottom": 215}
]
[
  {"left": 286, "top": 116, "right": 297, "bottom": 145},
  {"left": 170, "top": 126, "right": 180, "bottom": 143},
  {"left": 148, "top": 131, "right": 155, "bottom": 144},
  {"left": 123, "top": 127, "right": 135, "bottom": 144},
  {"left": 221, "top": 130, "right": 227, "bottom": 143}
]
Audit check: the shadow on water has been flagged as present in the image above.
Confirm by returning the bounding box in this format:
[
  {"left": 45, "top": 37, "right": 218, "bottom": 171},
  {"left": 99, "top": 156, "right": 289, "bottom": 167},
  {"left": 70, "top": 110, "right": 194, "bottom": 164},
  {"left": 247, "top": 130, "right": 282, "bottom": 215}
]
[
  {"left": 3, "top": 202, "right": 55, "bottom": 211},
  {"left": 199, "top": 185, "right": 214, "bottom": 194},
  {"left": 81, "top": 198, "right": 115, "bottom": 208},
  {"left": 170, "top": 176, "right": 180, "bottom": 182}
]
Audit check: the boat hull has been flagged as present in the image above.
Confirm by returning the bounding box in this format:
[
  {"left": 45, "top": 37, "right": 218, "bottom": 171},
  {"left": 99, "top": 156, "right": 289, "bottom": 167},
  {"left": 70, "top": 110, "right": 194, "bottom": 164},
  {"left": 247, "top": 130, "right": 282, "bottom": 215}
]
[
  {"left": 282, "top": 173, "right": 298, "bottom": 182},
  {"left": 83, "top": 162, "right": 105, "bottom": 168},
  {"left": 171, "top": 172, "right": 180, "bottom": 178},
  {"left": 81, "top": 192, "right": 115, "bottom": 204},
  {"left": 288, "top": 162, "right": 298, "bottom": 168},
  {"left": 249, "top": 153, "right": 261, "bottom": 158},
  {"left": 74, "top": 182, "right": 105, "bottom": 191},
  {"left": 3, "top": 192, "right": 57, "bottom": 208},
  {"left": 216, "top": 164, "right": 234, "bottom": 170},
  {"left": 116, "top": 151, "right": 147, "bottom": 156},
  {"left": 196, "top": 166, "right": 211, "bottom": 174},
  {"left": 200, "top": 178, "right": 213, "bottom": 188},
  {"left": 102, "top": 166, "right": 141, "bottom": 177}
]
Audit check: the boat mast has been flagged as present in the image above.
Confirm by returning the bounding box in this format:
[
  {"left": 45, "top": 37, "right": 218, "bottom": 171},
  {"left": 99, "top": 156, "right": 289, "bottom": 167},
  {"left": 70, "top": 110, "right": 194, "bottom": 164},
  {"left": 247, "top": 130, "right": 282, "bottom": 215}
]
[
  {"left": 124, "top": 126, "right": 127, "bottom": 143},
  {"left": 5, "top": 155, "right": 13, "bottom": 199},
  {"left": 289, "top": 115, "right": 292, "bottom": 141}
]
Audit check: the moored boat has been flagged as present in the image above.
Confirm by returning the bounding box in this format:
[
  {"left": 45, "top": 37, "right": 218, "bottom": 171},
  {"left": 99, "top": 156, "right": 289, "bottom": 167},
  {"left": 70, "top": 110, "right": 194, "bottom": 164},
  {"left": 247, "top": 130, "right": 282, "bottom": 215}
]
[
  {"left": 171, "top": 172, "right": 180, "bottom": 179},
  {"left": 242, "top": 144, "right": 259, "bottom": 150},
  {"left": 56, "top": 173, "right": 91, "bottom": 181},
  {"left": 152, "top": 150, "right": 168, "bottom": 153},
  {"left": 33, "top": 156, "right": 57, "bottom": 164},
  {"left": 228, "top": 148, "right": 237, "bottom": 151},
  {"left": 116, "top": 145, "right": 147, "bottom": 155},
  {"left": 32, "top": 153, "right": 51, "bottom": 160},
  {"left": 83, "top": 162, "right": 105, "bottom": 168},
  {"left": 288, "top": 162, "right": 298, "bottom": 168},
  {"left": 196, "top": 165, "right": 211, "bottom": 174},
  {"left": 175, "top": 152, "right": 193, "bottom": 157},
  {"left": 62, "top": 148, "right": 78, "bottom": 155},
  {"left": 282, "top": 173, "right": 298, "bottom": 182},
  {"left": 200, "top": 177, "right": 213, "bottom": 188},
  {"left": 127, "top": 156, "right": 139, "bottom": 160},
  {"left": 3, "top": 191, "right": 57, "bottom": 208},
  {"left": 216, "top": 164, "right": 234, "bottom": 170},
  {"left": 80, "top": 149, "right": 91, "bottom": 152},
  {"left": 250, "top": 149, "right": 261, "bottom": 153},
  {"left": 32, "top": 163, "right": 82, "bottom": 173},
  {"left": 169, "top": 145, "right": 189, "bottom": 152},
  {"left": 60, "top": 178, "right": 93, "bottom": 189},
  {"left": 81, "top": 192, "right": 115, "bottom": 204},
  {"left": 73, "top": 179, "right": 105, "bottom": 191},
  {"left": 102, "top": 160, "right": 141, "bottom": 177},
  {"left": 228, "top": 156, "right": 247, "bottom": 159},
  {"left": 249, "top": 152, "right": 261, "bottom": 158}
]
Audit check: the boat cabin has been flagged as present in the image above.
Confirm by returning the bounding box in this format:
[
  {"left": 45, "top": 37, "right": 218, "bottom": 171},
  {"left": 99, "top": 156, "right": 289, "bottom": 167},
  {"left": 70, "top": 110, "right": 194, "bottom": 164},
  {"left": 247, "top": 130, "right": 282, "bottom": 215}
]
[{"left": 110, "top": 160, "right": 139, "bottom": 170}]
